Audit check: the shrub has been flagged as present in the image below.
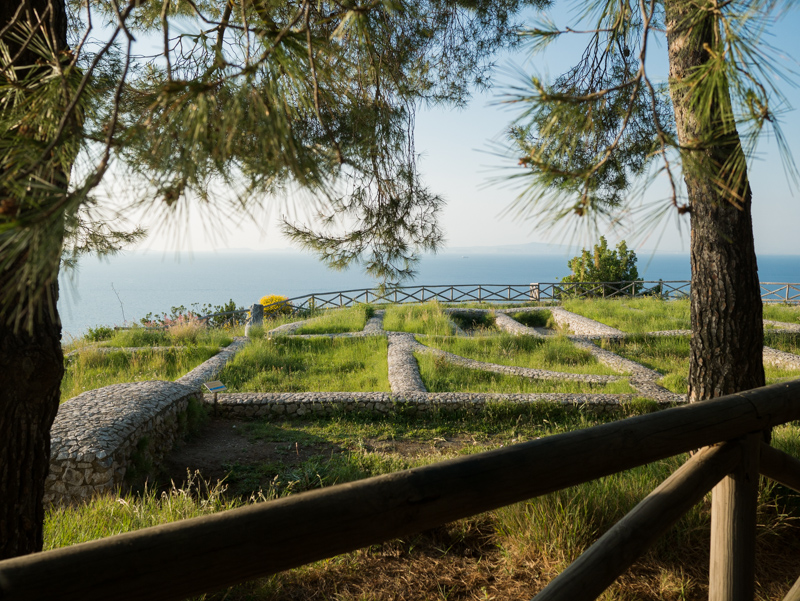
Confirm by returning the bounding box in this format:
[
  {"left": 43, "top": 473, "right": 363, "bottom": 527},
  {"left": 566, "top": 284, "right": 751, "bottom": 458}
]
[
  {"left": 260, "top": 294, "right": 292, "bottom": 317},
  {"left": 561, "top": 236, "right": 640, "bottom": 297},
  {"left": 167, "top": 315, "right": 204, "bottom": 345},
  {"left": 85, "top": 325, "right": 113, "bottom": 342}
]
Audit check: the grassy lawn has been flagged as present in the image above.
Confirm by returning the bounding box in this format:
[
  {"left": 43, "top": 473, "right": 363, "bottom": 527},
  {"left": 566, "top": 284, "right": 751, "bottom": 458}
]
[
  {"left": 449, "top": 311, "right": 498, "bottom": 333},
  {"left": 419, "top": 334, "right": 622, "bottom": 376},
  {"left": 562, "top": 298, "right": 691, "bottom": 333},
  {"left": 416, "top": 353, "right": 634, "bottom": 394},
  {"left": 61, "top": 346, "right": 221, "bottom": 402},
  {"left": 765, "top": 332, "right": 800, "bottom": 354},
  {"left": 602, "top": 335, "right": 800, "bottom": 394},
  {"left": 44, "top": 408, "right": 800, "bottom": 601},
  {"left": 382, "top": 301, "right": 454, "bottom": 335},
  {"left": 763, "top": 304, "right": 800, "bottom": 324},
  {"left": 294, "top": 304, "right": 374, "bottom": 334},
  {"left": 509, "top": 309, "right": 553, "bottom": 328},
  {"left": 98, "top": 325, "right": 234, "bottom": 348},
  {"left": 218, "top": 336, "right": 390, "bottom": 392}
]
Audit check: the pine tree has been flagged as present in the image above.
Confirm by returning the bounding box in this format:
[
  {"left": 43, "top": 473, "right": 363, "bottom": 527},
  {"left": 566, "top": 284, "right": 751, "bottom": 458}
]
[
  {"left": 509, "top": 0, "right": 795, "bottom": 402},
  {"left": 0, "top": 0, "right": 547, "bottom": 559}
]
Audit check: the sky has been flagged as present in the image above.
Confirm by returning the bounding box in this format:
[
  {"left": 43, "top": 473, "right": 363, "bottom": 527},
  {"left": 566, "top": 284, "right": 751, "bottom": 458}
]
[{"left": 129, "top": 2, "right": 800, "bottom": 257}]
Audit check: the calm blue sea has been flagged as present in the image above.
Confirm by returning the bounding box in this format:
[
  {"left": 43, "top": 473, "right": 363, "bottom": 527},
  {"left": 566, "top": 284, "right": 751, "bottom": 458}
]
[{"left": 56, "top": 251, "right": 800, "bottom": 338}]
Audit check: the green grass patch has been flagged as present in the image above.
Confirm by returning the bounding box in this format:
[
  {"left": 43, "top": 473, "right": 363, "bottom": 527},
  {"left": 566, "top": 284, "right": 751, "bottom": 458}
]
[
  {"left": 103, "top": 326, "right": 233, "bottom": 348},
  {"left": 218, "top": 336, "right": 390, "bottom": 392},
  {"left": 449, "top": 310, "right": 497, "bottom": 333},
  {"left": 382, "top": 301, "right": 453, "bottom": 335},
  {"left": 61, "top": 346, "right": 220, "bottom": 402},
  {"left": 43, "top": 410, "right": 800, "bottom": 600},
  {"left": 416, "top": 353, "right": 633, "bottom": 394},
  {"left": 294, "top": 304, "right": 374, "bottom": 334},
  {"left": 763, "top": 304, "right": 800, "bottom": 325},
  {"left": 603, "top": 335, "right": 800, "bottom": 393},
  {"left": 765, "top": 332, "right": 800, "bottom": 354},
  {"left": 510, "top": 309, "right": 553, "bottom": 329},
  {"left": 563, "top": 297, "right": 690, "bottom": 333},
  {"left": 420, "top": 334, "right": 621, "bottom": 376}
]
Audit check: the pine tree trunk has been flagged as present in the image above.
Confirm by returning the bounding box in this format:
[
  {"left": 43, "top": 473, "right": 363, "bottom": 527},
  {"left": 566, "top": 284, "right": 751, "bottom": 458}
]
[
  {"left": 665, "top": 0, "right": 765, "bottom": 402},
  {"left": 0, "top": 289, "right": 63, "bottom": 559},
  {"left": 0, "top": 0, "right": 68, "bottom": 559}
]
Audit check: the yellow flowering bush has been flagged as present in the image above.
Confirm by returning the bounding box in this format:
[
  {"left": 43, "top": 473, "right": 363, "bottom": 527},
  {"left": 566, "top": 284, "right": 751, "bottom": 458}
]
[{"left": 259, "top": 295, "right": 292, "bottom": 317}]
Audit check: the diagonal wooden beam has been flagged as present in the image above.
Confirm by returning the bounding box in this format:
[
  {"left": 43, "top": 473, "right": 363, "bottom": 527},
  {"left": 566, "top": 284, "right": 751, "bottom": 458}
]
[
  {"left": 533, "top": 441, "right": 741, "bottom": 601},
  {"left": 760, "top": 443, "right": 800, "bottom": 494}
]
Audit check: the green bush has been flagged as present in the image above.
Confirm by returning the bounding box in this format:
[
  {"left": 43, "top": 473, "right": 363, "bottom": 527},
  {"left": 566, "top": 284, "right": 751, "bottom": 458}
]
[
  {"left": 561, "top": 236, "right": 639, "bottom": 297},
  {"left": 85, "top": 326, "right": 113, "bottom": 342}
]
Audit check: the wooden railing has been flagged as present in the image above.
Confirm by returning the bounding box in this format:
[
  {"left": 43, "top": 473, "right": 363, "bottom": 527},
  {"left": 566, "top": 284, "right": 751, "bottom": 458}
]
[
  {"left": 198, "top": 281, "right": 800, "bottom": 321},
  {"left": 3, "top": 381, "right": 800, "bottom": 600}
]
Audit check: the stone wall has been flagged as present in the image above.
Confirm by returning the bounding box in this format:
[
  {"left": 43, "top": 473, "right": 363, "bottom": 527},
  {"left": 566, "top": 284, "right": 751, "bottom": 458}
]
[
  {"left": 46, "top": 381, "right": 201, "bottom": 504},
  {"left": 206, "top": 391, "right": 673, "bottom": 420},
  {"left": 48, "top": 337, "right": 249, "bottom": 504}
]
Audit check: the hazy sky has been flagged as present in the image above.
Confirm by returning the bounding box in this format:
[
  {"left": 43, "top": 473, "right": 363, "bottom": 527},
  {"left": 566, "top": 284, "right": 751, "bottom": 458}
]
[{"left": 135, "top": 3, "right": 800, "bottom": 257}]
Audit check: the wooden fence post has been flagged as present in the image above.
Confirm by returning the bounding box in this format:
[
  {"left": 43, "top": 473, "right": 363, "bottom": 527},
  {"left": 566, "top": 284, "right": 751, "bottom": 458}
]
[{"left": 709, "top": 434, "right": 761, "bottom": 601}]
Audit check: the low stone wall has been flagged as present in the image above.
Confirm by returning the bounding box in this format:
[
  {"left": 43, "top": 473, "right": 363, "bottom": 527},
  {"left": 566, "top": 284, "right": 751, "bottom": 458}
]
[
  {"left": 48, "top": 337, "right": 250, "bottom": 504},
  {"left": 47, "top": 381, "right": 200, "bottom": 504},
  {"left": 206, "top": 391, "right": 675, "bottom": 419}
]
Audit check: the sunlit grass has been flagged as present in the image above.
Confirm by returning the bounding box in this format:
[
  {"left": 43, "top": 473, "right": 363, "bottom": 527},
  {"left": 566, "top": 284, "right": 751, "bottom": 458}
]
[
  {"left": 294, "top": 304, "right": 374, "bottom": 334},
  {"left": 420, "top": 334, "right": 621, "bottom": 375},
  {"left": 61, "top": 346, "right": 220, "bottom": 402},
  {"left": 765, "top": 332, "right": 800, "bottom": 354},
  {"left": 382, "top": 301, "right": 453, "bottom": 335},
  {"left": 603, "top": 335, "right": 800, "bottom": 394},
  {"left": 218, "top": 336, "right": 390, "bottom": 392},
  {"left": 763, "top": 304, "right": 800, "bottom": 324},
  {"left": 563, "top": 298, "right": 691, "bottom": 333},
  {"left": 416, "top": 353, "right": 633, "bottom": 394}
]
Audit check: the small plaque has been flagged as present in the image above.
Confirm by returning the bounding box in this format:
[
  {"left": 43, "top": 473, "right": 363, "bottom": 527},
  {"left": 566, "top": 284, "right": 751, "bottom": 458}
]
[{"left": 204, "top": 380, "right": 227, "bottom": 393}]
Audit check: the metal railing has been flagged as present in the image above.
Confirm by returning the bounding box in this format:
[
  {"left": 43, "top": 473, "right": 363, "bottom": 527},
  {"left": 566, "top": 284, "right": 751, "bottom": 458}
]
[{"left": 2, "top": 381, "right": 800, "bottom": 600}]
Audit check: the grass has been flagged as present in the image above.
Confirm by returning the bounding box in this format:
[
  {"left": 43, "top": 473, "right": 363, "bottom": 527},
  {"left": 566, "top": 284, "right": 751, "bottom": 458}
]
[
  {"left": 382, "top": 301, "right": 454, "bottom": 335},
  {"left": 449, "top": 311, "right": 497, "bottom": 333},
  {"left": 602, "top": 335, "right": 800, "bottom": 394},
  {"left": 419, "top": 333, "right": 622, "bottom": 376},
  {"left": 764, "top": 304, "right": 800, "bottom": 324},
  {"left": 294, "top": 304, "right": 374, "bottom": 334},
  {"left": 102, "top": 325, "right": 234, "bottom": 348},
  {"left": 510, "top": 309, "right": 553, "bottom": 328},
  {"left": 218, "top": 336, "right": 390, "bottom": 392},
  {"left": 416, "top": 353, "right": 634, "bottom": 394},
  {"left": 61, "top": 346, "right": 221, "bottom": 402},
  {"left": 563, "top": 298, "right": 691, "bottom": 333},
  {"left": 765, "top": 332, "right": 800, "bottom": 354},
  {"left": 44, "top": 409, "right": 800, "bottom": 601}
]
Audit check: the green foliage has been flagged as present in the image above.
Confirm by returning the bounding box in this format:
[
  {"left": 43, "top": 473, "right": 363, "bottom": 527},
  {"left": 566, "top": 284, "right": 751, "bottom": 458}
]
[
  {"left": 510, "top": 310, "right": 552, "bottom": 329},
  {"left": 507, "top": 0, "right": 797, "bottom": 233},
  {"left": 382, "top": 301, "right": 453, "bottom": 336},
  {"left": 218, "top": 336, "right": 390, "bottom": 393},
  {"left": 416, "top": 353, "right": 633, "bottom": 394},
  {"left": 420, "top": 334, "right": 620, "bottom": 376},
  {"left": 562, "top": 298, "right": 691, "bottom": 333},
  {"left": 84, "top": 325, "right": 113, "bottom": 342},
  {"left": 295, "top": 304, "right": 373, "bottom": 334},
  {"left": 561, "top": 237, "right": 639, "bottom": 296}
]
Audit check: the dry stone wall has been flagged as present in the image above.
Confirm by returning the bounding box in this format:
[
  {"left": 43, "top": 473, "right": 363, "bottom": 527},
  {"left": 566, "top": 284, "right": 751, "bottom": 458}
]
[
  {"left": 48, "top": 337, "right": 248, "bottom": 504},
  {"left": 46, "top": 381, "right": 199, "bottom": 504}
]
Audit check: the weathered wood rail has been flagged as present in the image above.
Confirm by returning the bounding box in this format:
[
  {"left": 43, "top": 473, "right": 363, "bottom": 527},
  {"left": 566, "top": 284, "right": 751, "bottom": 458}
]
[
  {"left": 199, "top": 281, "right": 800, "bottom": 320},
  {"left": 3, "top": 381, "right": 800, "bottom": 600}
]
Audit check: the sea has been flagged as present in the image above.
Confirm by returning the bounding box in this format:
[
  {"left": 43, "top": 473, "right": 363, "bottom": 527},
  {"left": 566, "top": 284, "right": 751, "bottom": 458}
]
[{"left": 56, "top": 251, "right": 800, "bottom": 339}]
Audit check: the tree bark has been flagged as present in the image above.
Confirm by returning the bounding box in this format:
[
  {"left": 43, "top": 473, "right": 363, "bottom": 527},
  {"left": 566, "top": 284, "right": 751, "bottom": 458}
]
[
  {"left": 0, "top": 0, "right": 68, "bottom": 559},
  {"left": 665, "top": 0, "right": 765, "bottom": 402}
]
